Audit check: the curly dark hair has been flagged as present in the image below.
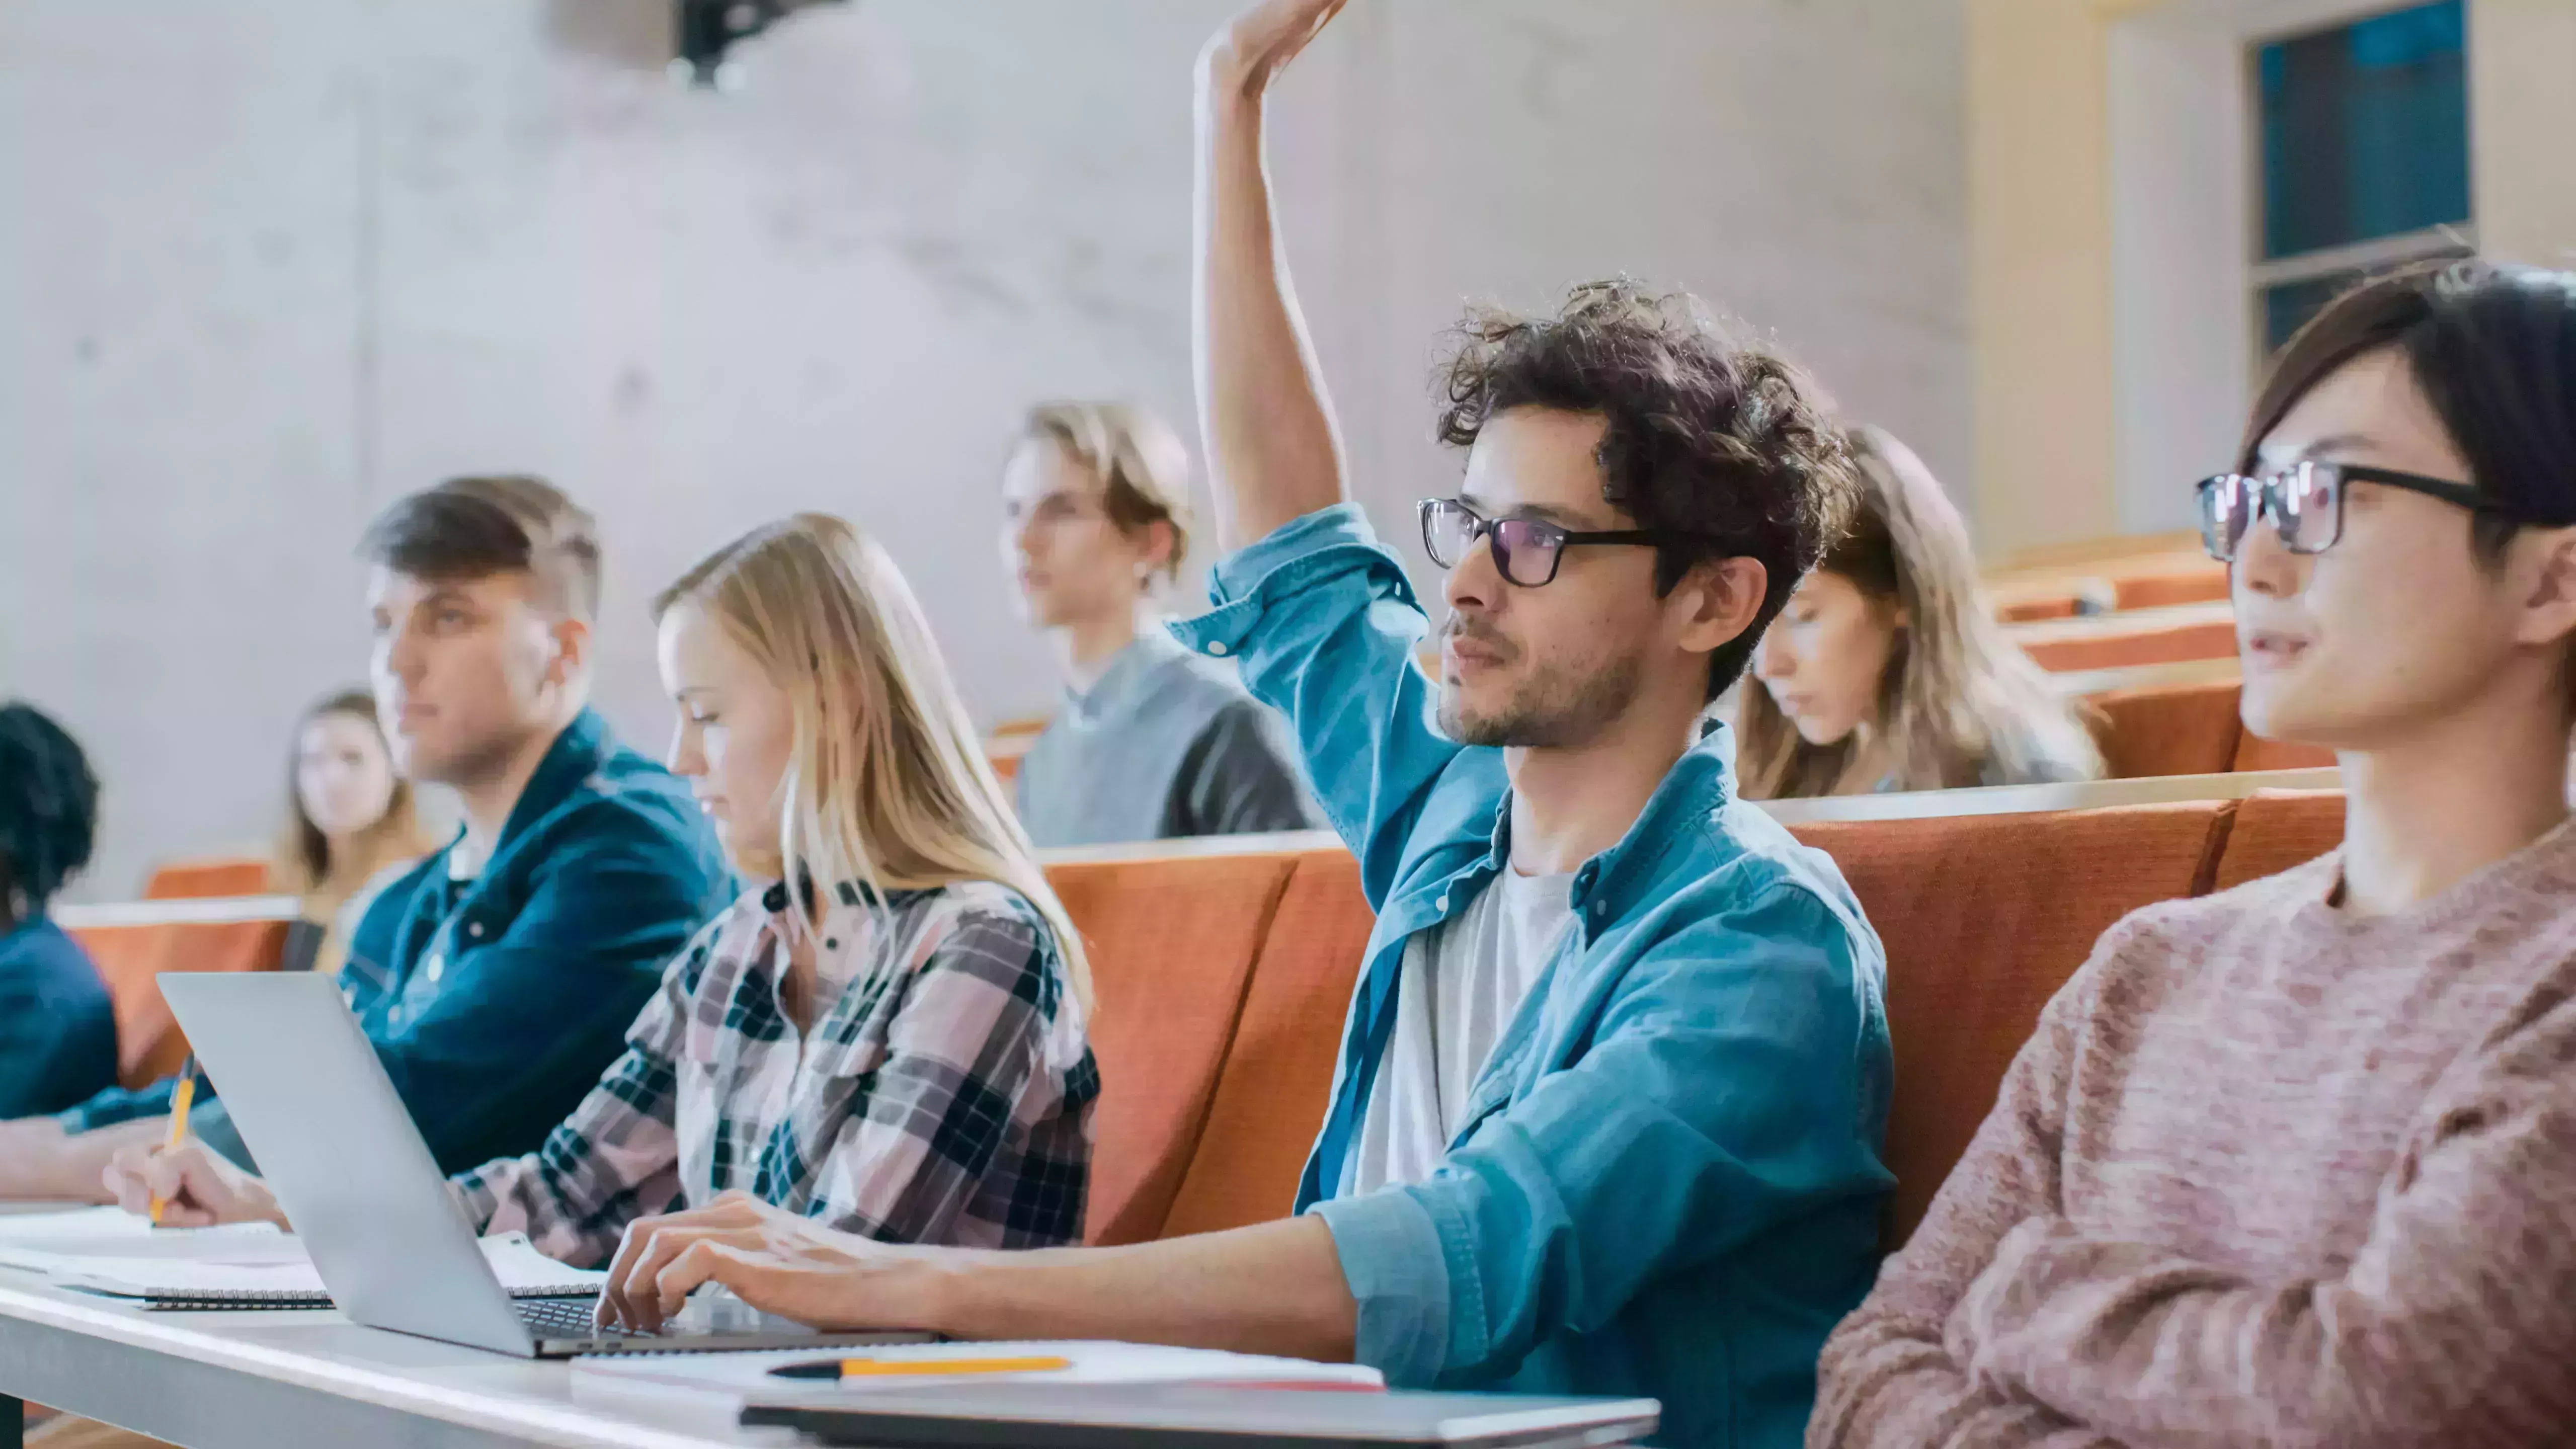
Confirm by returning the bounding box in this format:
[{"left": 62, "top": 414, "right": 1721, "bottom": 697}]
[
  {"left": 0, "top": 702, "right": 100, "bottom": 927},
  {"left": 1434, "top": 279, "right": 1857, "bottom": 701}
]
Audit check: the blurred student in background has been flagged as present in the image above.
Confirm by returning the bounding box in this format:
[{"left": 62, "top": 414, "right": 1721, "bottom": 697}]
[
  {"left": 0, "top": 474, "right": 731, "bottom": 1199},
  {"left": 273, "top": 688, "right": 435, "bottom": 978},
  {"left": 1742, "top": 426, "right": 2101, "bottom": 796},
  {"left": 1813, "top": 261, "right": 2576, "bottom": 1445},
  {"left": 1001, "top": 400, "right": 1319, "bottom": 845},
  {"left": 114, "top": 514, "right": 1099, "bottom": 1272},
  {"left": 0, "top": 703, "right": 118, "bottom": 1120}
]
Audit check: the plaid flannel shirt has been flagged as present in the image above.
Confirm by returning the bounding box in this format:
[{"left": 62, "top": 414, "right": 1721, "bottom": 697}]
[{"left": 454, "top": 876, "right": 1098, "bottom": 1267}]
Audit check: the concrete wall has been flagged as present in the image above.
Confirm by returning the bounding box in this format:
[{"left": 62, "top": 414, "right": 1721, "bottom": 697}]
[{"left": 0, "top": 0, "right": 1970, "bottom": 898}]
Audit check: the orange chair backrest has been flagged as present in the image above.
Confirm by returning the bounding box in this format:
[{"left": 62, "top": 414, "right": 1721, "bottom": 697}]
[
  {"left": 2020, "top": 616, "right": 2240, "bottom": 673},
  {"left": 66, "top": 916, "right": 304, "bottom": 1086},
  {"left": 1162, "top": 849, "right": 1374, "bottom": 1239},
  {"left": 2087, "top": 678, "right": 2244, "bottom": 779},
  {"left": 142, "top": 858, "right": 272, "bottom": 901},
  {"left": 2211, "top": 788, "right": 2344, "bottom": 892},
  {"left": 1788, "top": 801, "right": 2236, "bottom": 1248},
  {"left": 1048, "top": 851, "right": 1300, "bottom": 1246}
]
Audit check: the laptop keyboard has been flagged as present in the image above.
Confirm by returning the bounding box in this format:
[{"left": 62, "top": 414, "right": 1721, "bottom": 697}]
[{"left": 515, "top": 1296, "right": 655, "bottom": 1340}]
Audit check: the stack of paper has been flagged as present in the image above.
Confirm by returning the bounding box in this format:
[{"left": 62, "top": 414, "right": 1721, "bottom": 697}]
[
  {"left": 571, "top": 1340, "right": 1383, "bottom": 1427},
  {"left": 0, "top": 1209, "right": 597, "bottom": 1306}
]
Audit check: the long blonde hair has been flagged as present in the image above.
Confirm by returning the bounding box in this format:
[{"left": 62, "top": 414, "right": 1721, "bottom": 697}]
[
  {"left": 1739, "top": 428, "right": 2102, "bottom": 798},
  {"left": 654, "top": 514, "right": 1092, "bottom": 1013}
]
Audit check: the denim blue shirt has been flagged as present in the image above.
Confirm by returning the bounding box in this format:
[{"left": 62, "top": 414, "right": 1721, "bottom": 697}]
[
  {"left": 1171, "top": 506, "right": 1893, "bottom": 1449},
  {"left": 0, "top": 915, "right": 119, "bottom": 1120},
  {"left": 61, "top": 710, "right": 735, "bottom": 1175}
]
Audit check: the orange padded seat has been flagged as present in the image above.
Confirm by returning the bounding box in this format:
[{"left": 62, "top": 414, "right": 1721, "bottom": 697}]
[
  {"left": 1161, "top": 849, "right": 1373, "bottom": 1240},
  {"left": 2087, "top": 678, "right": 2244, "bottom": 779},
  {"left": 1049, "top": 851, "right": 1300, "bottom": 1246},
  {"left": 141, "top": 857, "right": 271, "bottom": 900},
  {"left": 1787, "top": 801, "right": 2236, "bottom": 1248},
  {"left": 66, "top": 917, "right": 304, "bottom": 1087},
  {"left": 2231, "top": 732, "right": 2336, "bottom": 773},
  {"left": 2109, "top": 563, "right": 2228, "bottom": 611},
  {"left": 2210, "top": 788, "right": 2344, "bottom": 892},
  {"left": 2019, "top": 616, "right": 2239, "bottom": 673}
]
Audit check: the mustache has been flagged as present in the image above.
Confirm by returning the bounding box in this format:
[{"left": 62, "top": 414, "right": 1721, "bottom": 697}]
[{"left": 1442, "top": 613, "right": 1517, "bottom": 660}]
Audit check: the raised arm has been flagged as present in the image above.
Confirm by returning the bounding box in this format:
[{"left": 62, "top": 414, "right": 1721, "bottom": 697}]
[{"left": 1194, "top": 0, "right": 1353, "bottom": 549}]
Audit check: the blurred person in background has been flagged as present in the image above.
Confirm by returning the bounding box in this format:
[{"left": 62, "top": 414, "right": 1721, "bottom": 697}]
[
  {"left": 1740, "top": 426, "right": 2102, "bottom": 796},
  {"left": 1001, "top": 400, "right": 1319, "bottom": 845},
  {"left": 272, "top": 688, "right": 436, "bottom": 978},
  {"left": 0, "top": 703, "right": 118, "bottom": 1120}
]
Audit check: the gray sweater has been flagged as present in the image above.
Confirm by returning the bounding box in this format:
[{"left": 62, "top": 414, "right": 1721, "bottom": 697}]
[{"left": 1014, "top": 630, "right": 1321, "bottom": 848}]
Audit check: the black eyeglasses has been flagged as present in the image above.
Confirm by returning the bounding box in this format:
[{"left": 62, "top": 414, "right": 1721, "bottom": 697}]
[
  {"left": 1417, "top": 498, "right": 1665, "bottom": 587},
  {"left": 2194, "top": 461, "right": 2494, "bottom": 562}
]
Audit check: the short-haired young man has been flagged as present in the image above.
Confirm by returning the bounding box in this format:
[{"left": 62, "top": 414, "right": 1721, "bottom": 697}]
[
  {"left": 590, "top": 6, "right": 1891, "bottom": 1446},
  {"left": 0, "top": 475, "right": 732, "bottom": 1195},
  {"left": 1002, "top": 399, "right": 1320, "bottom": 845}
]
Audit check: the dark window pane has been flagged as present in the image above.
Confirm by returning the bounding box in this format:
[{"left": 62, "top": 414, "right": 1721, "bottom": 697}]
[
  {"left": 2262, "top": 275, "right": 2360, "bottom": 354},
  {"left": 2259, "top": 245, "right": 2475, "bottom": 355},
  {"left": 2258, "top": 1, "right": 2470, "bottom": 259}
]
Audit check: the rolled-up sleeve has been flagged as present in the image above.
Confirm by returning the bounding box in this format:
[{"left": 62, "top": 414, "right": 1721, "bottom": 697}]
[
  {"left": 1315, "top": 883, "right": 1891, "bottom": 1388},
  {"left": 1170, "top": 505, "right": 1462, "bottom": 904}
]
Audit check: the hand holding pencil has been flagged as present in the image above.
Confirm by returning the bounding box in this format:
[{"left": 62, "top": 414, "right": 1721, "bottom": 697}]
[{"left": 101, "top": 1062, "right": 290, "bottom": 1231}]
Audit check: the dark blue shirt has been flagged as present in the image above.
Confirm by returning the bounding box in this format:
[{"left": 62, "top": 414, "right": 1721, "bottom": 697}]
[
  {"left": 0, "top": 915, "right": 119, "bottom": 1119},
  {"left": 61, "top": 710, "right": 734, "bottom": 1174}
]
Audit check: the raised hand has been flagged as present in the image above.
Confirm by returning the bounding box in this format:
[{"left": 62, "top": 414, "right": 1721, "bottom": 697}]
[
  {"left": 1200, "top": 0, "right": 1351, "bottom": 96},
  {"left": 595, "top": 1190, "right": 943, "bottom": 1333},
  {"left": 102, "top": 1139, "right": 287, "bottom": 1229}
]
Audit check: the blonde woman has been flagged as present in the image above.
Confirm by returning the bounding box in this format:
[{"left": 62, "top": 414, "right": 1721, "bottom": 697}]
[
  {"left": 1001, "top": 400, "right": 1318, "bottom": 845},
  {"left": 1741, "top": 427, "right": 2103, "bottom": 796},
  {"left": 109, "top": 515, "right": 1099, "bottom": 1265},
  {"left": 272, "top": 688, "right": 434, "bottom": 978}
]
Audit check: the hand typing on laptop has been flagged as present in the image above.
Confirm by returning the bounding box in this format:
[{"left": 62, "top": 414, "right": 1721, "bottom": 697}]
[
  {"left": 598, "top": 1190, "right": 958, "bottom": 1333},
  {"left": 103, "top": 1139, "right": 288, "bottom": 1231}
]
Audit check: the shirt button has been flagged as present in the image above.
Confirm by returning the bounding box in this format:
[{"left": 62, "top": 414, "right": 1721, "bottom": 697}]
[
  {"left": 1205, "top": 641, "right": 1229, "bottom": 657},
  {"left": 825, "top": 938, "right": 840, "bottom": 951},
  {"left": 387, "top": 1005, "right": 404, "bottom": 1026},
  {"left": 1434, "top": 895, "right": 1448, "bottom": 913},
  {"left": 467, "top": 921, "right": 485, "bottom": 939},
  {"left": 1592, "top": 901, "right": 1608, "bottom": 916},
  {"left": 425, "top": 955, "right": 444, "bottom": 984},
  {"left": 341, "top": 986, "right": 357, "bottom": 1007}
]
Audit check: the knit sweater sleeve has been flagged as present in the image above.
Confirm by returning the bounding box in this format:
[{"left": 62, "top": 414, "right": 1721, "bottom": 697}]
[{"left": 1945, "top": 985, "right": 2576, "bottom": 1449}]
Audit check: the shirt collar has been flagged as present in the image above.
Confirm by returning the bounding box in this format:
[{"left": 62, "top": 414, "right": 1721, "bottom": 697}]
[
  {"left": 1480, "top": 721, "right": 1739, "bottom": 918},
  {"left": 486, "top": 709, "right": 613, "bottom": 858},
  {"left": 1063, "top": 629, "right": 1190, "bottom": 726}
]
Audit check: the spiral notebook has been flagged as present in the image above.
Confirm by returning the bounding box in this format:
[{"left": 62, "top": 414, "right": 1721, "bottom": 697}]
[{"left": 44, "top": 1231, "right": 601, "bottom": 1311}]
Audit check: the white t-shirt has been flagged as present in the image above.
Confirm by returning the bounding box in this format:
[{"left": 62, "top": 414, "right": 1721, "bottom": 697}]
[{"left": 1347, "top": 866, "right": 1579, "bottom": 1193}]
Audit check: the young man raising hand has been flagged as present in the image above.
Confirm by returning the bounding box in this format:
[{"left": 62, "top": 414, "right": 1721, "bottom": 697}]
[{"left": 594, "top": 6, "right": 1890, "bottom": 1445}]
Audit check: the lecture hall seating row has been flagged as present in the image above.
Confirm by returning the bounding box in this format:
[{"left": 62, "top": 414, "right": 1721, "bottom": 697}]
[
  {"left": 2056, "top": 657, "right": 2337, "bottom": 778},
  {"left": 68, "top": 771, "right": 2347, "bottom": 1249}
]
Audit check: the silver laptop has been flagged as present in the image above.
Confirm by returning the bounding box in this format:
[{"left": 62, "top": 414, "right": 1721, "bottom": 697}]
[
  {"left": 159, "top": 971, "right": 932, "bottom": 1358},
  {"left": 742, "top": 1384, "right": 1660, "bottom": 1448}
]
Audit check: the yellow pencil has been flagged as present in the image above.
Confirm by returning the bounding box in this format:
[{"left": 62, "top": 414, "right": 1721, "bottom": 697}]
[
  {"left": 147, "top": 1055, "right": 198, "bottom": 1227},
  {"left": 769, "top": 1355, "right": 1074, "bottom": 1382}
]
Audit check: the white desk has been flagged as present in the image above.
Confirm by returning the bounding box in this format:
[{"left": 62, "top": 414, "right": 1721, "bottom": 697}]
[{"left": 0, "top": 1270, "right": 810, "bottom": 1449}]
